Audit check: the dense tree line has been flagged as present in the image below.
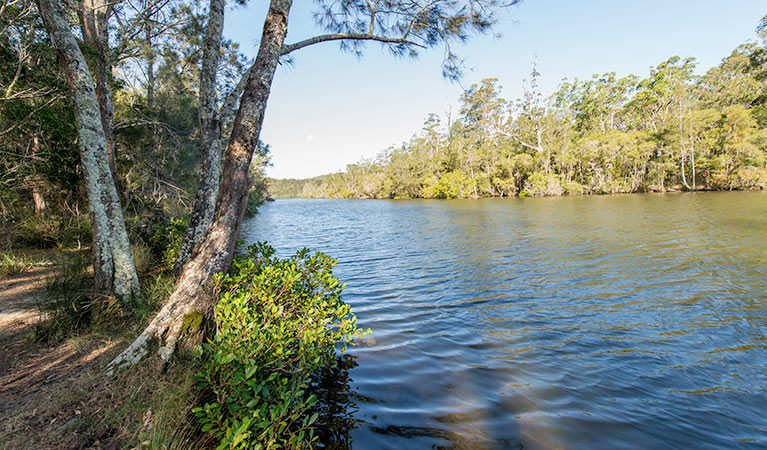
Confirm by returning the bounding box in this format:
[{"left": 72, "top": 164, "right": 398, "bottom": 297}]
[
  {"left": 271, "top": 36, "right": 767, "bottom": 199},
  {"left": 0, "top": 0, "right": 267, "bottom": 265}
]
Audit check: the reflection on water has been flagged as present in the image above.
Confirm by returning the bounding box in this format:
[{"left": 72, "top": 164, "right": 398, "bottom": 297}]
[
  {"left": 313, "top": 355, "right": 360, "bottom": 449},
  {"left": 242, "top": 192, "right": 767, "bottom": 449}
]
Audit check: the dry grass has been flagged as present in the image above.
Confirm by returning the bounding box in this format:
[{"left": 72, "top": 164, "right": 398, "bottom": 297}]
[{"left": 0, "top": 250, "right": 204, "bottom": 450}]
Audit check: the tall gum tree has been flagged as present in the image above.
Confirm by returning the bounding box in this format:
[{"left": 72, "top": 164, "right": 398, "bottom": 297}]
[
  {"left": 109, "top": 0, "right": 517, "bottom": 372},
  {"left": 77, "top": 0, "right": 117, "bottom": 179},
  {"left": 36, "top": 0, "right": 140, "bottom": 297},
  {"left": 173, "top": 0, "right": 254, "bottom": 275}
]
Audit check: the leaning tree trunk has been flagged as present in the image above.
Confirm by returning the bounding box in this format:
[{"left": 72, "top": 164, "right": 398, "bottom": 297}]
[
  {"left": 108, "top": 0, "right": 292, "bottom": 372},
  {"left": 173, "top": 0, "right": 227, "bottom": 275},
  {"left": 37, "top": 0, "right": 139, "bottom": 298}
]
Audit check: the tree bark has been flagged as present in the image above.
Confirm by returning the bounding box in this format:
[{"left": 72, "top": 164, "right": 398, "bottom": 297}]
[
  {"left": 30, "top": 136, "right": 47, "bottom": 217},
  {"left": 681, "top": 151, "right": 690, "bottom": 190},
  {"left": 77, "top": 0, "right": 117, "bottom": 182},
  {"left": 37, "top": 0, "right": 139, "bottom": 298},
  {"left": 174, "top": 0, "right": 226, "bottom": 275},
  {"left": 145, "top": 25, "right": 155, "bottom": 109},
  {"left": 109, "top": 0, "right": 292, "bottom": 372}
]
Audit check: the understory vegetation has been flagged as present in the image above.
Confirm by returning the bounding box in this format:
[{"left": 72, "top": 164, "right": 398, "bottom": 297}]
[
  {"left": 0, "top": 0, "right": 270, "bottom": 253},
  {"left": 195, "top": 243, "right": 366, "bottom": 449},
  {"left": 269, "top": 40, "right": 767, "bottom": 199},
  {"left": 1, "top": 236, "right": 363, "bottom": 449}
]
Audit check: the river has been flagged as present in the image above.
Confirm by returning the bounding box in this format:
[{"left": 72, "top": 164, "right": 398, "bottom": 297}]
[{"left": 240, "top": 191, "right": 767, "bottom": 449}]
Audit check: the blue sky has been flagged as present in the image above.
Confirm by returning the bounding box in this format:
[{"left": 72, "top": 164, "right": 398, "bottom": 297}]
[{"left": 224, "top": 1, "right": 766, "bottom": 179}]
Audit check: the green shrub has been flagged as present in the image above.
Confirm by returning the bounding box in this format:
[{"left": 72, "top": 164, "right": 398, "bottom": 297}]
[
  {"left": 193, "top": 242, "right": 367, "bottom": 450},
  {"left": 562, "top": 179, "right": 585, "bottom": 195},
  {"left": 148, "top": 217, "right": 187, "bottom": 272},
  {"left": 429, "top": 170, "right": 476, "bottom": 199},
  {"left": 524, "top": 172, "right": 565, "bottom": 197}
]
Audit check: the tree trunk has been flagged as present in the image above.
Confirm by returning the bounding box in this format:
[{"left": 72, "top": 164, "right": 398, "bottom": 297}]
[
  {"left": 32, "top": 185, "right": 47, "bottom": 216},
  {"left": 691, "top": 141, "right": 696, "bottom": 191},
  {"left": 30, "top": 137, "right": 47, "bottom": 217},
  {"left": 109, "top": 0, "right": 292, "bottom": 372},
  {"left": 37, "top": 0, "right": 139, "bottom": 298},
  {"left": 145, "top": 25, "right": 155, "bottom": 109},
  {"left": 174, "top": 0, "right": 226, "bottom": 275},
  {"left": 78, "top": 0, "right": 117, "bottom": 183}
]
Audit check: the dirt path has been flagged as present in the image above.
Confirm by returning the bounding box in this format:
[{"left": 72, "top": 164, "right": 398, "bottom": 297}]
[
  {"left": 0, "top": 266, "right": 52, "bottom": 331},
  {"left": 0, "top": 267, "right": 121, "bottom": 450}
]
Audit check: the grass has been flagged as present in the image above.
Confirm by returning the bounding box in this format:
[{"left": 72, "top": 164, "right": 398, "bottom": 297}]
[
  {"left": 0, "top": 252, "right": 35, "bottom": 278},
  {"left": 85, "top": 359, "right": 205, "bottom": 449},
  {"left": 0, "top": 242, "right": 209, "bottom": 449},
  {"left": 14, "top": 214, "right": 91, "bottom": 249}
]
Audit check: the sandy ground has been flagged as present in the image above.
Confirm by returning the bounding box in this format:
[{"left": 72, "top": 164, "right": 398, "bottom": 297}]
[
  {"left": 0, "top": 267, "right": 121, "bottom": 450},
  {"left": 0, "top": 266, "right": 51, "bottom": 329}
]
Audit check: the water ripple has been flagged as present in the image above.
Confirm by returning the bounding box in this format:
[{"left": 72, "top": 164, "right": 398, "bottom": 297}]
[{"left": 242, "top": 192, "right": 767, "bottom": 449}]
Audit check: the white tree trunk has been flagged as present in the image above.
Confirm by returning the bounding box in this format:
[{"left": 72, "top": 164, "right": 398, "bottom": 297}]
[
  {"left": 78, "top": 0, "right": 117, "bottom": 181},
  {"left": 109, "top": 0, "right": 292, "bottom": 372},
  {"left": 37, "top": 0, "right": 139, "bottom": 298},
  {"left": 174, "top": 0, "right": 226, "bottom": 275}
]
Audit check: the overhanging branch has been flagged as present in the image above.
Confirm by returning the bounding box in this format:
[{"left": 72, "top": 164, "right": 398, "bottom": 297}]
[{"left": 280, "top": 33, "right": 425, "bottom": 56}]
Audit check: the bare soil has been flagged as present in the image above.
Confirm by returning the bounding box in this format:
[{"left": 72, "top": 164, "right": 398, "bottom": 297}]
[{"left": 0, "top": 266, "right": 125, "bottom": 450}]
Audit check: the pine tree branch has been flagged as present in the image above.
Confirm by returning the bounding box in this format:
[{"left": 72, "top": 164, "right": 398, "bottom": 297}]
[{"left": 281, "top": 33, "right": 425, "bottom": 56}]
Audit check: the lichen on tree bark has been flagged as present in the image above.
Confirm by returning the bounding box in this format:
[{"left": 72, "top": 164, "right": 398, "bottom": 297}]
[{"left": 36, "top": 0, "right": 139, "bottom": 298}]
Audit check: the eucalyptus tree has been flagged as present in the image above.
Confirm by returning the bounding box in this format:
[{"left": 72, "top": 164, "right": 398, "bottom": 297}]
[
  {"left": 109, "top": 0, "right": 520, "bottom": 371},
  {"left": 504, "top": 65, "right": 567, "bottom": 178},
  {"left": 173, "top": 0, "right": 254, "bottom": 275},
  {"left": 36, "top": 0, "right": 140, "bottom": 297},
  {"left": 457, "top": 78, "right": 507, "bottom": 195},
  {"left": 627, "top": 56, "right": 697, "bottom": 190}
]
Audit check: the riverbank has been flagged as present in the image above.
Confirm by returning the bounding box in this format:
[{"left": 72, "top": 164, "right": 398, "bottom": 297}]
[
  {"left": 0, "top": 250, "right": 199, "bottom": 450},
  {"left": 268, "top": 174, "right": 766, "bottom": 200}
]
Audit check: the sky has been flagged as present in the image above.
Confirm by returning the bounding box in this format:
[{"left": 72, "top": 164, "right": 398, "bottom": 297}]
[{"left": 223, "top": 1, "right": 766, "bottom": 180}]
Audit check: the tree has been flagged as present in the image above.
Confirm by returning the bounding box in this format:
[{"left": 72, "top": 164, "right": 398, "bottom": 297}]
[
  {"left": 0, "top": 0, "right": 80, "bottom": 220},
  {"left": 173, "top": 0, "right": 253, "bottom": 274},
  {"left": 36, "top": 0, "right": 140, "bottom": 297},
  {"left": 109, "top": 0, "right": 518, "bottom": 371}
]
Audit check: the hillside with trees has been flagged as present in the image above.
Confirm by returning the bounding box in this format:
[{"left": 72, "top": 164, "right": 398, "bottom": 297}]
[{"left": 269, "top": 39, "right": 767, "bottom": 199}]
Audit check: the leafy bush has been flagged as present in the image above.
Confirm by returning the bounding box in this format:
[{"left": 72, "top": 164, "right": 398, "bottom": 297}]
[
  {"left": 429, "top": 170, "right": 476, "bottom": 199},
  {"left": 193, "top": 242, "right": 366, "bottom": 450},
  {"left": 524, "top": 172, "right": 565, "bottom": 197},
  {"left": 148, "top": 217, "right": 187, "bottom": 272},
  {"left": 562, "top": 179, "right": 585, "bottom": 195}
]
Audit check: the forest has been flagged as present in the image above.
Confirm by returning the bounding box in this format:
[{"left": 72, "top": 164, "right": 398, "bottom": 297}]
[{"left": 269, "top": 39, "right": 767, "bottom": 199}]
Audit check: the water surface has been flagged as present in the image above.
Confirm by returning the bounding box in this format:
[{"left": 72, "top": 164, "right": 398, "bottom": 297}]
[{"left": 241, "top": 191, "right": 767, "bottom": 449}]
